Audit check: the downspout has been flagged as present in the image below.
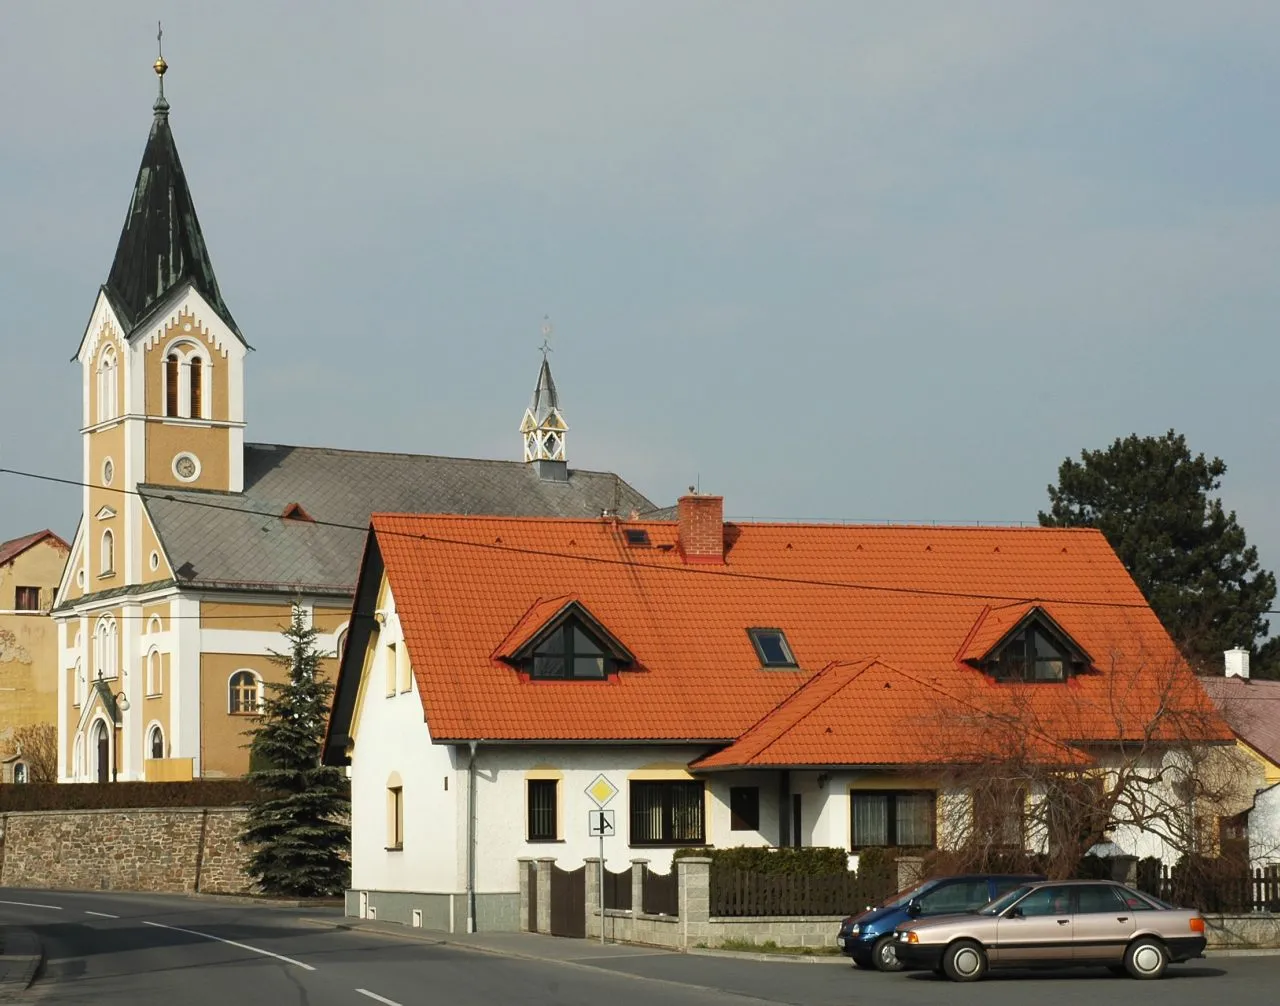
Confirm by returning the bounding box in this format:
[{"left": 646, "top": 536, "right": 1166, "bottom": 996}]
[{"left": 467, "top": 740, "right": 478, "bottom": 934}]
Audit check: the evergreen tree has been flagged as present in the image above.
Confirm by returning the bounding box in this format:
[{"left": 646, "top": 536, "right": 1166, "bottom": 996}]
[
  {"left": 241, "top": 604, "right": 350, "bottom": 895},
  {"left": 1040, "top": 430, "right": 1277, "bottom": 676}
]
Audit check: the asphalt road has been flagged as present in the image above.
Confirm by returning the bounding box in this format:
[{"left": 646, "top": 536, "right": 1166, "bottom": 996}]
[{"left": 0, "top": 888, "right": 1276, "bottom": 1006}]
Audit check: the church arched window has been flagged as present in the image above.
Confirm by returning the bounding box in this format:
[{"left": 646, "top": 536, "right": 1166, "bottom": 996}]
[
  {"left": 189, "top": 356, "right": 203, "bottom": 418},
  {"left": 94, "top": 613, "right": 119, "bottom": 679},
  {"left": 97, "top": 345, "right": 118, "bottom": 422},
  {"left": 100, "top": 529, "right": 115, "bottom": 576},
  {"left": 165, "top": 354, "right": 180, "bottom": 416}
]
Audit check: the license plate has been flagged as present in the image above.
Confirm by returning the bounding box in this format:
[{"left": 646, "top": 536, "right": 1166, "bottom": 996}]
[{"left": 838, "top": 937, "right": 847, "bottom": 948}]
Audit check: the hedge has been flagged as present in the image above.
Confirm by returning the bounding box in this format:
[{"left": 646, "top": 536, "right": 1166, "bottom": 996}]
[
  {"left": 0, "top": 781, "right": 260, "bottom": 812},
  {"left": 675, "top": 846, "right": 853, "bottom": 876}
]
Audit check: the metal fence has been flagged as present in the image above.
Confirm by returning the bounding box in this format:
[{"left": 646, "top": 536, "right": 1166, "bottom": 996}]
[
  {"left": 709, "top": 868, "right": 881, "bottom": 918},
  {"left": 641, "top": 866, "right": 679, "bottom": 916}
]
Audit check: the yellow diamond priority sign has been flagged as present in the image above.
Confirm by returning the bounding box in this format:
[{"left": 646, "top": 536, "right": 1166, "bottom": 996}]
[{"left": 585, "top": 773, "right": 619, "bottom": 808}]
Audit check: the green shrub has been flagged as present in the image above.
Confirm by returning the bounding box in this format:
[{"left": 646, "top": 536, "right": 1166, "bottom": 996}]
[{"left": 675, "top": 845, "right": 850, "bottom": 875}]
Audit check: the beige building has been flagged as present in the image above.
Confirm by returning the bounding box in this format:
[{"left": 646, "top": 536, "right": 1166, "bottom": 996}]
[
  {"left": 52, "top": 60, "right": 654, "bottom": 784},
  {"left": 0, "top": 530, "right": 70, "bottom": 782}
]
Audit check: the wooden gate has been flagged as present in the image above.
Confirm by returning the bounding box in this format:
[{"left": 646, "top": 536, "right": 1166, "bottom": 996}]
[
  {"left": 527, "top": 861, "right": 539, "bottom": 931},
  {"left": 549, "top": 864, "right": 586, "bottom": 938}
]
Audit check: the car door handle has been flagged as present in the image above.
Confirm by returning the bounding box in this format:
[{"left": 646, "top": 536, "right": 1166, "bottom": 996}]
[
  {"left": 1117, "top": 917, "right": 1129, "bottom": 922},
  {"left": 1056, "top": 919, "right": 1069, "bottom": 925}
]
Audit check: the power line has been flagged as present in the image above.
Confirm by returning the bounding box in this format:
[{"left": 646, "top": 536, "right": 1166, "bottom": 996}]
[{"left": 4, "top": 464, "right": 1279, "bottom": 616}]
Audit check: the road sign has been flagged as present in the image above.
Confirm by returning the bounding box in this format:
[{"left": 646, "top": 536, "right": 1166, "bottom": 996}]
[
  {"left": 588, "top": 809, "right": 615, "bottom": 838},
  {"left": 584, "top": 773, "right": 618, "bottom": 808}
]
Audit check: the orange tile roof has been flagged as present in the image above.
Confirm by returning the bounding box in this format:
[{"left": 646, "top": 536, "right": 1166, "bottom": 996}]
[{"left": 368, "top": 514, "right": 1232, "bottom": 757}]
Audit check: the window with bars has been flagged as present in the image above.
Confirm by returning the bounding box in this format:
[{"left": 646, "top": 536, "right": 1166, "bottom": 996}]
[
  {"left": 527, "top": 779, "right": 558, "bottom": 841},
  {"left": 630, "top": 780, "right": 705, "bottom": 846},
  {"left": 850, "top": 790, "right": 936, "bottom": 849},
  {"left": 14, "top": 586, "right": 40, "bottom": 611}
]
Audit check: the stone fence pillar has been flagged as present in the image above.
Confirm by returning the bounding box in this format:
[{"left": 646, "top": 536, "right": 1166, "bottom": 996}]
[
  {"left": 535, "top": 857, "right": 554, "bottom": 934},
  {"left": 630, "top": 858, "right": 649, "bottom": 915},
  {"left": 677, "top": 856, "right": 711, "bottom": 949},
  {"left": 517, "top": 857, "right": 533, "bottom": 932},
  {"left": 585, "top": 857, "right": 602, "bottom": 939}
]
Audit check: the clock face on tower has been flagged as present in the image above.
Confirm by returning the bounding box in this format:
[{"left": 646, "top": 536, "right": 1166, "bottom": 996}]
[{"left": 172, "top": 453, "right": 200, "bottom": 482}]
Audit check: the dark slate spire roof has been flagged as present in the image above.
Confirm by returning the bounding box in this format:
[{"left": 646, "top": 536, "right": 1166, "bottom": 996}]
[
  {"left": 104, "top": 94, "right": 240, "bottom": 338},
  {"left": 528, "top": 356, "right": 560, "bottom": 425}
]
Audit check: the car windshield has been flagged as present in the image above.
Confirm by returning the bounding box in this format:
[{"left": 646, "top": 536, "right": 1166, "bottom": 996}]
[
  {"left": 977, "top": 885, "right": 1033, "bottom": 916},
  {"left": 878, "top": 881, "right": 932, "bottom": 909}
]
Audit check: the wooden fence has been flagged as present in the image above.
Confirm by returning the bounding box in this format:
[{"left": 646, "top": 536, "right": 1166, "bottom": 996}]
[
  {"left": 603, "top": 865, "right": 632, "bottom": 911},
  {"left": 641, "top": 866, "right": 679, "bottom": 916},
  {"left": 710, "top": 868, "right": 882, "bottom": 918},
  {"left": 1139, "top": 864, "right": 1280, "bottom": 914}
]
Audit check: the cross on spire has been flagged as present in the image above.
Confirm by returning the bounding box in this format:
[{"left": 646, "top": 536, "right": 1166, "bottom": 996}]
[
  {"left": 540, "top": 315, "right": 553, "bottom": 358},
  {"left": 153, "top": 21, "right": 169, "bottom": 113}
]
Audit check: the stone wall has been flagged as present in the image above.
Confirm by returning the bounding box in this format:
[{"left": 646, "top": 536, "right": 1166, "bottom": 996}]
[{"left": 0, "top": 807, "right": 255, "bottom": 894}]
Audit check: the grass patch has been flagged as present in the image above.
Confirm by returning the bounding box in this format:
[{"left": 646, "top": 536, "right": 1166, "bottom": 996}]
[{"left": 716, "top": 938, "right": 842, "bottom": 956}]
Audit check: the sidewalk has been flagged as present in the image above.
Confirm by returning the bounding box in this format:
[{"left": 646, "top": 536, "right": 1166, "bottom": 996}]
[{"left": 0, "top": 927, "right": 43, "bottom": 999}]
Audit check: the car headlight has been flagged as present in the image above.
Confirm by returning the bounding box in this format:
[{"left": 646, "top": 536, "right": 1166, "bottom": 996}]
[
  {"left": 899, "top": 931, "right": 919, "bottom": 944},
  {"left": 847, "top": 924, "right": 861, "bottom": 936}
]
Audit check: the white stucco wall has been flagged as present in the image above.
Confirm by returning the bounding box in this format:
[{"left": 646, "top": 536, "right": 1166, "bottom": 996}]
[{"left": 1250, "top": 784, "right": 1280, "bottom": 867}]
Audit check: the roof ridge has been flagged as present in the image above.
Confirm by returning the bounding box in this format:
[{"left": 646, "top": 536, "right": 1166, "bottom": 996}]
[{"left": 245, "top": 441, "right": 630, "bottom": 479}]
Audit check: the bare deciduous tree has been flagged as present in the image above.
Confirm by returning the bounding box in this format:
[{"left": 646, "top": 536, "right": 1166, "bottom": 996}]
[{"left": 11, "top": 723, "right": 58, "bottom": 783}]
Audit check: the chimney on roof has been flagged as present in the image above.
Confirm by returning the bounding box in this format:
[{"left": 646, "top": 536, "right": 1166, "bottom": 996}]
[
  {"left": 678, "top": 493, "right": 725, "bottom": 564},
  {"left": 1225, "top": 647, "right": 1251, "bottom": 680}
]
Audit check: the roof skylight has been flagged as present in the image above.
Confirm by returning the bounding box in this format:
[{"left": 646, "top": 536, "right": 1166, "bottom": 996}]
[{"left": 747, "top": 627, "right": 797, "bottom": 668}]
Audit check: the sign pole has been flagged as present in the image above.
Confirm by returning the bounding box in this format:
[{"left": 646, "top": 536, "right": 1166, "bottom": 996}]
[{"left": 599, "top": 829, "right": 606, "bottom": 945}]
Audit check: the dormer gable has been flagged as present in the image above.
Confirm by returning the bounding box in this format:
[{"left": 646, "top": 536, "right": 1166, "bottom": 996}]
[
  {"left": 963, "top": 605, "right": 1092, "bottom": 683},
  {"left": 497, "top": 596, "right": 634, "bottom": 680}
]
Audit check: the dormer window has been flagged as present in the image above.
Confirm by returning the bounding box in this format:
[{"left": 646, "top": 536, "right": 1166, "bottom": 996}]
[
  {"left": 533, "top": 623, "right": 608, "bottom": 679},
  {"left": 501, "top": 597, "right": 634, "bottom": 681},
  {"left": 981, "top": 611, "right": 1088, "bottom": 683},
  {"left": 748, "top": 627, "right": 797, "bottom": 668}
]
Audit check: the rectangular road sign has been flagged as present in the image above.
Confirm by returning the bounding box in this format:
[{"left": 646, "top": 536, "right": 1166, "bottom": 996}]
[{"left": 588, "top": 809, "right": 616, "bottom": 838}]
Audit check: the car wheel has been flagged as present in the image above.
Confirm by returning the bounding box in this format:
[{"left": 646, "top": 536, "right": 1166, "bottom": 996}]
[
  {"left": 872, "top": 935, "right": 904, "bottom": 972},
  {"left": 942, "top": 940, "right": 988, "bottom": 983},
  {"left": 1124, "top": 938, "right": 1168, "bottom": 980}
]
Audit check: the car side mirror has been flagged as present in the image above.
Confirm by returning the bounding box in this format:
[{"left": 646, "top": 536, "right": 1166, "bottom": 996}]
[
  {"left": 1004, "top": 906, "right": 1023, "bottom": 919},
  {"left": 906, "top": 898, "right": 922, "bottom": 917}
]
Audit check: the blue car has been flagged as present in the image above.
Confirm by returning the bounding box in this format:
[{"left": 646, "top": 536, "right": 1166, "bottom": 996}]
[{"left": 837, "top": 874, "right": 1043, "bottom": 971}]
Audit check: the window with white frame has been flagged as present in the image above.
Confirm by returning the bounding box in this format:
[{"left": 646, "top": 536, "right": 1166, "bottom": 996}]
[
  {"left": 94, "top": 614, "right": 118, "bottom": 679},
  {"left": 146, "top": 649, "right": 162, "bottom": 696},
  {"left": 13, "top": 763, "right": 27, "bottom": 784},
  {"left": 97, "top": 345, "right": 118, "bottom": 422},
  {"left": 73, "top": 658, "right": 86, "bottom": 706},
  {"left": 229, "top": 670, "right": 262, "bottom": 714},
  {"left": 162, "top": 341, "right": 211, "bottom": 420},
  {"left": 100, "top": 529, "right": 115, "bottom": 576},
  {"left": 148, "top": 724, "right": 165, "bottom": 760},
  {"left": 850, "top": 790, "right": 936, "bottom": 849},
  {"left": 385, "top": 641, "right": 398, "bottom": 697},
  {"left": 387, "top": 775, "right": 404, "bottom": 850}
]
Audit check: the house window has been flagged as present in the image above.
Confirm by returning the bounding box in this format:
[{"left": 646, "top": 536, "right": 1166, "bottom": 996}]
[
  {"left": 15, "top": 586, "right": 40, "bottom": 611},
  {"left": 630, "top": 780, "right": 705, "bottom": 846},
  {"left": 397, "top": 643, "right": 412, "bottom": 693},
  {"left": 189, "top": 356, "right": 203, "bottom": 418},
  {"left": 387, "top": 785, "right": 404, "bottom": 850},
  {"left": 13, "top": 763, "right": 27, "bottom": 784},
  {"left": 148, "top": 725, "right": 165, "bottom": 760},
  {"left": 229, "top": 670, "right": 261, "bottom": 714},
  {"left": 747, "top": 628, "right": 797, "bottom": 668},
  {"left": 101, "top": 529, "right": 115, "bottom": 576},
  {"left": 730, "top": 786, "right": 760, "bottom": 831},
  {"left": 851, "top": 790, "right": 935, "bottom": 848},
  {"left": 528, "top": 779, "right": 559, "bottom": 841},
  {"left": 531, "top": 622, "right": 608, "bottom": 679},
  {"left": 989, "top": 625, "right": 1071, "bottom": 682},
  {"left": 385, "top": 642, "right": 398, "bottom": 697},
  {"left": 165, "top": 353, "right": 180, "bottom": 417}
]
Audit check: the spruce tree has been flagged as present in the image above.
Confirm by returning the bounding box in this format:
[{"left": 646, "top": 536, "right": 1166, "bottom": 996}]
[{"left": 241, "top": 603, "right": 350, "bottom": 896}]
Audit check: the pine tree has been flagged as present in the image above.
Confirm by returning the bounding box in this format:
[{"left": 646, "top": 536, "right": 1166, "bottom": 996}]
[
  {"left": 241, "top": 604, "right": 350, "bottom": 896},
  {"left": 1040, "top": 430, "right": 1277, "bottom": 676}
]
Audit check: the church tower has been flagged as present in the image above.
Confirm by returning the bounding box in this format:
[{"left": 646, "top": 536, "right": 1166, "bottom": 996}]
[
  {"left": 520, "top": 327, "right": 569, "bottom": 480},
  {"left": 71, "top": 47, "right": 248, "bottom": 591}
]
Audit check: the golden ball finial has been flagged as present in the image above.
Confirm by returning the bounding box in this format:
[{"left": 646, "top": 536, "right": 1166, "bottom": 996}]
[{"left": 154, "top": 55, "right": 168, "bottom": 77}]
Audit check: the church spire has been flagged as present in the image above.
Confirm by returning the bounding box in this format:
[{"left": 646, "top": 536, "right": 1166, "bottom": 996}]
[
  {"left": 520, "top": 318, "right": 569, "bottom": 477},
  {"left": 103, "top": 31, "right": 240, "bottom": 339}
]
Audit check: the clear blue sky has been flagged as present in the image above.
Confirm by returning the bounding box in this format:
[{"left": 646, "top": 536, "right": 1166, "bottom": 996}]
[{"left": 2, "top": 2, "right": 1277, "bottom": 622}]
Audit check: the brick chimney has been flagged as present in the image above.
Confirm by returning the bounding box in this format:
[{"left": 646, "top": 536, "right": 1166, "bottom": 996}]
[
  {"left": 1225, "top": 647, "right": 1251, "bottom": 680},
  {"left": 678, "top": 494, "right": 725, "bottom": 564}
]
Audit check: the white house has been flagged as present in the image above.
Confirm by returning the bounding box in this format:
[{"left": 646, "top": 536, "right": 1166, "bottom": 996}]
[{"left": 324, "top": 495, "right": 1234, "bottom": 932}]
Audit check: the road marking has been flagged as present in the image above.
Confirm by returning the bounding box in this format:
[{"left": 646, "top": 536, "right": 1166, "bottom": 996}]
[
  {"left": 356, "top": 991, "right": 401, "bottom": 1006},
  {"left": 0, "top": 899, "right": 62, "bottom": 910},
  {"left": 85, "top": 911, "right": 119, "bottom": 919},
  {"left": 142, "top": 920, "right": 316, "bottom": 971}
]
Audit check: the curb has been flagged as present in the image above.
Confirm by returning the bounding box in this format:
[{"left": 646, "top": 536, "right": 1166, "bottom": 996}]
[
  {"left": 1203, "top": 947, "right": 1280, "bottom": 957},
  {"left": 0, "top": 928, "right": 44, "bottom": 999},
  {"left": 184, "top": 892, "right": 345, "bottom": 910},
  {"left": 685, "top": 947, "right": 849, "bottom": 965}
]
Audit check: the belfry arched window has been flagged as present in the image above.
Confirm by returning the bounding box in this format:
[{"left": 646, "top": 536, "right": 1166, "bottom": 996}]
[
  {"left": 165, "top": 354, "right": 180, "bottom": 416},
  {"left": 161, "top": 341, "right": 211, "bottom": 420},
  {"left": 97, "top": 345, "right": 118, "bottom": 422}
]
